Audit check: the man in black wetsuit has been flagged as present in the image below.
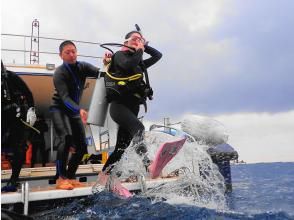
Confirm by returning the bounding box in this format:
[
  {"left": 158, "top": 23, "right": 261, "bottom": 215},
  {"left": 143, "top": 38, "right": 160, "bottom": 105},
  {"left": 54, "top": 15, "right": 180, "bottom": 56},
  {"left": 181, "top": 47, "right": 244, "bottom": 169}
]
[
  {"left": 1, "top": 61, "right": 36, "bottom": 192},
  {"left": 50, "top": 41, "right": 99, "bottom": 190},
  {"left": 97, "top": 30, "right": 162, "bottom": 185}
]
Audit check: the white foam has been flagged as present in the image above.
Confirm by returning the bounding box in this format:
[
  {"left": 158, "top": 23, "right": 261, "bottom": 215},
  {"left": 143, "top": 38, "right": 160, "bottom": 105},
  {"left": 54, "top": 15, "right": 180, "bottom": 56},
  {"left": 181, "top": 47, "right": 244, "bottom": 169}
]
[
  {"left": 181, "top": 114, "right": 228, "bottom": 146},
  {"left": 111, "top": 115, "right": 229, "bottom": 210}
]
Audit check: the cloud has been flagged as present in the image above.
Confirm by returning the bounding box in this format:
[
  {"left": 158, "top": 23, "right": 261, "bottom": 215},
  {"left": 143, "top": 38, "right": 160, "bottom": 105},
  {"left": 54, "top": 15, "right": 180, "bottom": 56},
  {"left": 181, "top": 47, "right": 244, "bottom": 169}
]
[
  {"left": 2, "top": 0, "right": 294, "bottom": 119},
  {"left": 215, "top": 111, "right": 294, "bottom": 163},
  {"left": 145, "top": 0, "right": 294, "bottom": 118}
]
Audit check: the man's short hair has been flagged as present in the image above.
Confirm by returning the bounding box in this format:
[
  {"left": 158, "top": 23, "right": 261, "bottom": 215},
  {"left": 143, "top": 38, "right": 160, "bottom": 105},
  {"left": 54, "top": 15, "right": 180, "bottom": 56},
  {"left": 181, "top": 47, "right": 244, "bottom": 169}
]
[{"left": 59, "top": 40, "right": 76, "bottom": 53}]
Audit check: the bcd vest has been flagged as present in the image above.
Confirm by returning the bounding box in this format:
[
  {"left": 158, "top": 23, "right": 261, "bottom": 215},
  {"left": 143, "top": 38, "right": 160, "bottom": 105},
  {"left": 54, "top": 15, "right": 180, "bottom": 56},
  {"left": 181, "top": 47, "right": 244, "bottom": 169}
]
[{"left": 103, "top": 64, "right": 149, "bottom": 103}]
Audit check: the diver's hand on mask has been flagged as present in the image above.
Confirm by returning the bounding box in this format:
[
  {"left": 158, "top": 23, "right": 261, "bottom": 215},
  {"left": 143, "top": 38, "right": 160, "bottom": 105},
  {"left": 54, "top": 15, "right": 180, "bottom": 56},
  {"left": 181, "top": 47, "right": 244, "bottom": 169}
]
[
  {"left": 134, "top": 42, "right": 145, "bottom": 52},
  {"left": 26, "top": 107, "right": 37, "bottom": 126},
  {"left": 139, "top": 43, "right": 145, "bottom": 52}
]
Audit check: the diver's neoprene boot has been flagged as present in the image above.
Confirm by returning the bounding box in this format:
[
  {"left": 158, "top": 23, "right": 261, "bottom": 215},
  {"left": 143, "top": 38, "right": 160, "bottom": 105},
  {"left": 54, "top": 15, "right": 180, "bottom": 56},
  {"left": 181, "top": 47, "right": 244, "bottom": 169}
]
[{"left": 1, "top": 180, "right": 19, "bottom": 192}]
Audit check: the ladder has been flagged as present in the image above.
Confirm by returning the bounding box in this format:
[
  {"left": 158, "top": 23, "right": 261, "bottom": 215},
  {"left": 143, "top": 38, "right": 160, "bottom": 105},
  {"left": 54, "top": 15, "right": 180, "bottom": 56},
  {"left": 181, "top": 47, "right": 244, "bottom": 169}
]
[{"left": 30, "top": 19, "right": 40, "bottom": 64}]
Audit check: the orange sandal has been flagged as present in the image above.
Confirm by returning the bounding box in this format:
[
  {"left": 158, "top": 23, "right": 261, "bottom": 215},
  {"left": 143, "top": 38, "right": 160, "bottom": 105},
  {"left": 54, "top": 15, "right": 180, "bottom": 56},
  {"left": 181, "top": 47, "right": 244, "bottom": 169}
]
[{"left": 56, "top": 178, "right": 74, "bottom": 190}]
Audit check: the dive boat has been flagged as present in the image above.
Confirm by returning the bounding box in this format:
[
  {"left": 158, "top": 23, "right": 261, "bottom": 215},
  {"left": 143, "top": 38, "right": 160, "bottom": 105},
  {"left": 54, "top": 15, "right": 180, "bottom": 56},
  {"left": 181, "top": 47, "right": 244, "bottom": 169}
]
[{"left": 1, "top": 33, "right": 239, "bottom": 217}]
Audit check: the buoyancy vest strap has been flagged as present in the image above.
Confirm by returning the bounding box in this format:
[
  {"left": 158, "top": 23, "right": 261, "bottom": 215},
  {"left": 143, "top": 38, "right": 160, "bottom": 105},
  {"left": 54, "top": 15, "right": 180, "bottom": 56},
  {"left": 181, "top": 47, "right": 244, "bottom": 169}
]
[
  {"left": 105, "top": 64, "right": 143, "bottom": 81},
  {"left": 20, "top": 119, "right": 40, "bottom": 134}
]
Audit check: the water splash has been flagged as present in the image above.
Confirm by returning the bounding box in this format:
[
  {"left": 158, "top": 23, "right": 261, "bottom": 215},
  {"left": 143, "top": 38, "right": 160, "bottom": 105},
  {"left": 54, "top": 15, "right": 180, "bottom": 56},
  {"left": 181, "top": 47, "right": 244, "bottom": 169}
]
[
  {"left": 110, "top": 128, "right": 227, "bottom": 210},
  {"left": 92, "top": 114, "right": 230, "bottom": 211},
  {"left": 144, "top": 139, "right": 226, "bottom": 210},
  {"left": 181, "top": 114, "right": 228, "bottom": 146}
]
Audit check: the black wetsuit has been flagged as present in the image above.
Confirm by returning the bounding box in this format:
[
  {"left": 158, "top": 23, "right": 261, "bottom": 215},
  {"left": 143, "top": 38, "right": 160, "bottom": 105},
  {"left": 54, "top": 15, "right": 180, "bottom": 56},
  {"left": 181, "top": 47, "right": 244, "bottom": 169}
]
[
  {"left": 30, "top": 117, "right": 48, "bottom": 167},
  {"left": 50, "top": 61, "right": 99, "bottom": 179},
  {"left": 102, "top": 45, "right": 162, "bottom": 173},
  {"left": 1, "top": 68, "right": 34, "bottom": 187}
]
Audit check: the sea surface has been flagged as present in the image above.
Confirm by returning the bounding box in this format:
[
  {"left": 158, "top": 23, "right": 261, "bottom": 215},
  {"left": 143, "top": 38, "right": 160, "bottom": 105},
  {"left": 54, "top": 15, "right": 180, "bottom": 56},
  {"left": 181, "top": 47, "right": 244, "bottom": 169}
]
[{"left": 36, "top": 162, "right": 294, "bottom": 220}]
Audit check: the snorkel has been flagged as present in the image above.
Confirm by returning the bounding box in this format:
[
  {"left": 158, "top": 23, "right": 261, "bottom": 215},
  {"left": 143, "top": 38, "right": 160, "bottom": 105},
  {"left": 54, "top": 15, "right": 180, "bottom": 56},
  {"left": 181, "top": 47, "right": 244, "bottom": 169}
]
[
  {"left": 100, "top": 24, "right": 143, "bottom": 54},
  {"left": 135, "top": 24, "right": 141, "bottom": 32}
]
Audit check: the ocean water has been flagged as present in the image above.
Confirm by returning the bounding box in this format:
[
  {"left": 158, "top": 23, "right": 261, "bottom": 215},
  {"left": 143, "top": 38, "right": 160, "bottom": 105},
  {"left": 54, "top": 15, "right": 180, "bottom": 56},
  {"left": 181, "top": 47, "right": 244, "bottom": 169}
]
[{"left": 37, "top": 162, "right": 294, "bottom": 220}]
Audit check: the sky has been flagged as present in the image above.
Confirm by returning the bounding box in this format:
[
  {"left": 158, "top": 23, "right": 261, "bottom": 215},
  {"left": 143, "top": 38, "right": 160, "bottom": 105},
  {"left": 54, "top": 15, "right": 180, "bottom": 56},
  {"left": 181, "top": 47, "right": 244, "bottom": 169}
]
[{"left": 1, "top": 0, "right": 294, "bottom": 163}]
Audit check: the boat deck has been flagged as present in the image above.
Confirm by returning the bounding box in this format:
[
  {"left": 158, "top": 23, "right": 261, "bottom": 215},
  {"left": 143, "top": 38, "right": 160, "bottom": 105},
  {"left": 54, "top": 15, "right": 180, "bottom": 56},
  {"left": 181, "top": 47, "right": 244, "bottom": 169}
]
[
  {"left": 1, "top": 164, "right": 103, "bottom": 182},
  {"left": 1, "top": 164, "right": 179, "bottom": 215},
  {"left": 1, "top": 177, "right": 178, "bottom": 204},
  {"left": 1, "top": 167, "right": 178, "bottom": 215}
]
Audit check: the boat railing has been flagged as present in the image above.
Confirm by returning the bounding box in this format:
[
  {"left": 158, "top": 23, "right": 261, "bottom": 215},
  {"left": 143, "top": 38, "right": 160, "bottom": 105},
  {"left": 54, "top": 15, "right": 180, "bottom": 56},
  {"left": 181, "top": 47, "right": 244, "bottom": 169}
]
[{"left": 1, "top": 33, "right": 103, "bottom": 65}]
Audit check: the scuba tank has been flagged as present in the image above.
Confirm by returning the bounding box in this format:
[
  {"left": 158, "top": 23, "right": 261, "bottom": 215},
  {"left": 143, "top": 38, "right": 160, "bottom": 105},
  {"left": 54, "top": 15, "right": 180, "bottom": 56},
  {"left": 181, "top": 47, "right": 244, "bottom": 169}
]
[{"left": 87, "top": 73, "right": 109, "bottom": 126}]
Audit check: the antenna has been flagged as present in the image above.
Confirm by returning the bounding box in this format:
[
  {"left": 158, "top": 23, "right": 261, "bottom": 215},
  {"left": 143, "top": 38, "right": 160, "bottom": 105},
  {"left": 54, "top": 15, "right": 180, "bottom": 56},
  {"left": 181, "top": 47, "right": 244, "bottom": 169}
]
[{"left": 30, "top": 19, "right": 40, "bottom": 64}]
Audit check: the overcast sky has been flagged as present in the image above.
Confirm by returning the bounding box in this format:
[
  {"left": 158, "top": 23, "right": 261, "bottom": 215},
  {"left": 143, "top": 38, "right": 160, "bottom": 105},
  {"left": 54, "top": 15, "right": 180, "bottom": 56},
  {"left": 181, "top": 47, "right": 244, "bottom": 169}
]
[{"left": 1, "top": 0, "right": 294, "bottom": 163}]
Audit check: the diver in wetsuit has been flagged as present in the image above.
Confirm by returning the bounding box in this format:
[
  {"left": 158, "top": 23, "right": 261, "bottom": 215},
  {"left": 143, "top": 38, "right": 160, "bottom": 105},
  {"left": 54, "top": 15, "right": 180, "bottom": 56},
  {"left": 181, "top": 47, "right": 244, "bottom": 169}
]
[
  {"left": 50, "top": 40, "right": 99, "bottom": 190},
  {"left": 1, "top": 61, "right": 36, "bottom": 192},
  {"left": 100, "top": 30, "right": 162, "bottom": 178}
]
